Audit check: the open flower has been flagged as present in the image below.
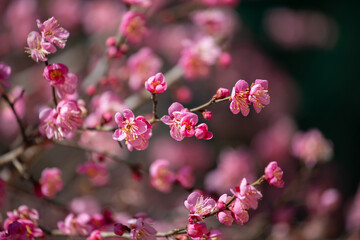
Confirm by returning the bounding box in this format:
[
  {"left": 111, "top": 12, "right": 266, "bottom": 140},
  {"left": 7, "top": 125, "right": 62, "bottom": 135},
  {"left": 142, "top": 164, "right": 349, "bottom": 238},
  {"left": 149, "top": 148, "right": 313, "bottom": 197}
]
[
  {"left": 39, "top": 168, "right": 63, "bottom": 198},
  {"left": 230, "top": 80, "right": 250, "bottom": 116},
  {"left": 248, "top": 79, "right": 270, "bottom": 113},
  {"left": 37, "top": 17, "right": 70, "bottom": 49},
  {"left": 25, "top": 31, "right": 56, "bottom": 62},
  {"left": 231, "top": 178, "right": 262, "bottom": 210},
  {"left": 128, "top": 217, "right": 157, "bottom": 240},
  {"left": 150, "top": 159, "right": 176, "bottom": 193},
  {"left": 120, "top": 11, "right": 148, "bottom": 44},
  {"left": 184, "top": 192, "right": 216, "bottom": 219}
]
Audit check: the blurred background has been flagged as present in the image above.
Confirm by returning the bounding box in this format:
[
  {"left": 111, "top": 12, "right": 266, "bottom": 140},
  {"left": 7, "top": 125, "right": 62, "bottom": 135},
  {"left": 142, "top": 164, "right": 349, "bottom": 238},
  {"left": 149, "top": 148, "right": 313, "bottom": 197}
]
[{"left": 0, "top": 0, "right": 359, "bottom": 239}]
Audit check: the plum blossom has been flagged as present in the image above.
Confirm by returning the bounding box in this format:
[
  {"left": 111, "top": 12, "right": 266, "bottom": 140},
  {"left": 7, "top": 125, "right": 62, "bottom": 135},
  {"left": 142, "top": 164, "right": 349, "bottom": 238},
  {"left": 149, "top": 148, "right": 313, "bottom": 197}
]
[
  {"left": 187, "top": 222, "right": 209, "bottom": 239},
  {"left": 161, "top": 102, "right": 198, "bottom": 141},
  {"left": 230, "top": 198, "right": 250, "bottom": 225},
  {"left": 43, "top": 63, "right": 78, "bottom": 98},
  {"left": 25, "top": 31, "right": 56, "bottom": 62},
  {"left": 39, "top": 167, "right": 63, "bottom": 198},
  {"left": 87, "top": 230, "right": 103, "bottom": 240},
  {"left": 216, "top": 194, "right": 234, "bottom": 226},
  {"left": 184, "top": 192, "right": 216, "bottom": 219},
  {"left": 292, "top": 129, "right": 333, "bottom": 167},
  {"left": 120, "top": 11, "right": 148, "bottom": 44},
  {"left": 128, "top": 217, "right": 157, "bottom": 240},
  {"left": 248, "top": 79, "right": 270, "bottom": 113},
  {"left": 77, "top": 162, "right": 109, "bottom": 186},
  {"left": 57, "top": 213, "right": 91, "bottom": 235},
  {"left": 264, "top": 161, "right": 284, "bottom": 188},
  {"left": 0, "top": 62, "right": 11, "bottom": 90},
  {"left": 127, "top": 47, "right": 163, "bottom": 90},
  {"left": 230, "top": 80, "right": 250, "bottom": 116},
  {"left": 112, "top": 109, "right": 151, "bottom": 151},
  {"left": 213, "top": 88, "right": 230, "bottom": 100},
  {"left": 195, "top": 123, "right": 213, "bottom": 140},
  {"left": 149, "top": 159, "right": 176, "bottom": 193},
  {"left": 37, "top": 17, "right": 70, "bottom": 49},
  {"left": 144, "top": 72, "right": 167, "bottom": 94},
  {"left": 231, "top": 178, "right": 263, "bottom": 210}
]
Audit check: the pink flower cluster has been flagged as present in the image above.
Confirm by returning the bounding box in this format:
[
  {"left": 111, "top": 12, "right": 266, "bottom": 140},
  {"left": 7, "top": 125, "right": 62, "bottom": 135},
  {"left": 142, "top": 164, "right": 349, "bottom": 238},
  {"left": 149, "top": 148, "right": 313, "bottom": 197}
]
[
  {"left": 161, "top": 102, "right": 213, "bottom": 141},
  {"left": 150, "top": 159, "right": 195, "bottom": 193},
  {"left": 0, "top": 206, "right": 44, "bottom": 240},
  {"left": 112, "top": 109, "right": 152, "bottom": 151},
  {"left": 39, "top": 167, "right": 63, "bottom": 198},
  {"left": 230, "top": 79, "right": 270, "bottom": 116},
  {"left": 43, "top": 63, "right": 78, "bottom": 99},
  {"left": 39, "top": 99, "right": 84, "bottom": 140},
  {"left": 25, "top": 17, "right": 69, "bottom": 62}
]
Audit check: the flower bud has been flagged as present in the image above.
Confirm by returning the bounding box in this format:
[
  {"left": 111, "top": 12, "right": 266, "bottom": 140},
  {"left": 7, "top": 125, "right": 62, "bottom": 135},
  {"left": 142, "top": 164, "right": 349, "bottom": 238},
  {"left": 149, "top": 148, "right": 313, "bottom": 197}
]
[
  {"left": 202, "top": 110, "right": 213, "bottom": 120},
  {"left": 214, "top": 88, "right": 229, "bottom": 99}
]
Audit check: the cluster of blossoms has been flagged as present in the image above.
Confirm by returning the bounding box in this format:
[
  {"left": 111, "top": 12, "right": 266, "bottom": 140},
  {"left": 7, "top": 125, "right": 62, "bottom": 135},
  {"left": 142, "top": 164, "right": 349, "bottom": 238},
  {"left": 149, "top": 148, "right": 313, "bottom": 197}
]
[
  {"left": 184, "top": 161, "right": 284, "bottom": 239},
  {"left": 25, "top": 17, "right": 69, "bottom": 62},
  {"left": 112, "top": 109, "right": 152, "bottom": 151},
  {"left": 230, "top": 79, "right": 270, "bottom": 116},
  {"left": 150, "top": 159, "right": 195, "bottom": 193},
  {"left": 0, "top": 206, "right": 44, "bottom": 240},
  {"left": 161, "top": 102, "right": 213, "bottom": 141},
  {"left": 39, "top": 99, "right": 84, "bottom": 140}
]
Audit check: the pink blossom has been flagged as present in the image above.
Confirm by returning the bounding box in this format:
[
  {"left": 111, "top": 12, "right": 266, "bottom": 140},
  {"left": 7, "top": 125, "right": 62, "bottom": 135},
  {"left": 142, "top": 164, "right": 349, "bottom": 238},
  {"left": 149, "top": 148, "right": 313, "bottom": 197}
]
[
  {"left": 114, "top": 223, "right": 127, "bottom": 236},
  {"left": 123, "top": 0, "right": 151, "bottom": 7},
  {"left": 230, "top": 80, "right": 250, "bottom": 116},
  {"left": 195, "top": 123, "right": 213, "bottom": 140},
  {"left": 25, "top": 31, "right": 56, "bottom": 62},
  {"left": 213, "top": 88, "right": 230, "bottom": 100},
  {"left": 230, "top": 198, "right": 250, "bottom": 225},
  {"left": 145, "top": 72, "right": 167, "bottom": 94},
  {"left": 248, "top": 79, "right": 270, "bottom": 113},
  {"left": 184, "top": 192, "right": 216, "bottom": 219},
  {"left": 43, "top": 63, "right": 78, "bottom": 98},
  {"left": 205, "top": 147, "right": 255, "bottom": 194},
  {"left": 120, "top": 11, "right": 148, "bottom": 44},
  {"left": 58, "top": 213, "right": 91, "bottom": 235},
  {"left": 112, "top": 109, "right": 150, "bottom": 151},
  {"left": 4, "top": 220, "right": 43, "bottom": 240},
  {"left": 87, "top": 230, "right": 103, "bottom": 240},
  {"left": 292, "top": 129, "right": 333, "bottom": 167},
  {"left": 77, "top": 162, "right": 109, "bottom": 186},
  {"left": 177, "top": 166, "right": 195, "bottom": 189},
  {"left": 39, "top": 107, "right": 64, "bottom": 140},
  {"left": 39, "top": 167, "right": 63, "bottom": 198},
  {"left": 264, "top": 161, "right": 284, "bottom": 188},
  {"left": 231, "top": 178, "right": 262, "bottom": 210},
  {"left": 0, "top": 62, "right": 11, "bottom": 89},
  {"left": 4, "top": 206, "right": 40, "bottom": 230},
  {"left": 161, "top": 102, "right": 198, "bottom": 141},
  {"left": 149, "top": 159, "right": 176, "bottom": 193},
  {"left": 127, "top": 47, "right": 163, "bottom": 90},
  {"left": 37, "top": 17, "right": 70, "bottom": 49},
  {"left": 217, "top": 210, "right": 233, "bottom": 226},
  {"left": 218, "top": 52, "right": 232, "bottom": 68},
  {"left": 187, "top": 222, "right": 209, "bottom": 238},
  {"left": 201, "top": 110, "right": 213, "bottom": 120},
  {"left": 128, "top": 217, "right": 157, "bottom": 240},
  {"left": 56, "top": 99, "right": 83, "bottom": 133}
]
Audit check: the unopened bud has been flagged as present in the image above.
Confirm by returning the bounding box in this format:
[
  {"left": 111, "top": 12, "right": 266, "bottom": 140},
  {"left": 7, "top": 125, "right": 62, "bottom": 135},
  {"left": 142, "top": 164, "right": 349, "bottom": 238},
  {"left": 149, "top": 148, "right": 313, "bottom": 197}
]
[
  {"left": 214, "top": 88, "right": 229, "bottom": 100},
  {"left": 202, "top": 110, "right": 213, "bottom": 120}
]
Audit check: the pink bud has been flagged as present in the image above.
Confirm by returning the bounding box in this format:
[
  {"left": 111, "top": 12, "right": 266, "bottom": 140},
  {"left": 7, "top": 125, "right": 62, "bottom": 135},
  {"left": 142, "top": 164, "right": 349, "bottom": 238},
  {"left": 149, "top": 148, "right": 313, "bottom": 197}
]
[
  {"left": 202, "top": 110, "right": 213, "bottom": 120},
  {"left": 106, "top": 37, "right": 116, "bottom": 46},
  {"left": 86, "top": 85, "right": 96, "bottom": 96},
  {"left": 145, "top": 72, "right": 167, "bottom": 94},
  {"left": 214, "top": 88, "right": 229, "bottom": 99},
  {"left": 114, "top": 223, "right": 127, "bottom": 236},
  {"left": 102, "top": 113, "right": 113, "bottom": 124}
]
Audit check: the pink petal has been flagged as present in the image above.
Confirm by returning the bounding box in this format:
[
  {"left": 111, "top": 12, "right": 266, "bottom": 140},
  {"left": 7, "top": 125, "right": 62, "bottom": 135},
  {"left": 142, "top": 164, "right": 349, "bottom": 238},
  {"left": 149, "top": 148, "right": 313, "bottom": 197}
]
[{"left": 235, "top": 80, "right": 249, "bottom": 92}]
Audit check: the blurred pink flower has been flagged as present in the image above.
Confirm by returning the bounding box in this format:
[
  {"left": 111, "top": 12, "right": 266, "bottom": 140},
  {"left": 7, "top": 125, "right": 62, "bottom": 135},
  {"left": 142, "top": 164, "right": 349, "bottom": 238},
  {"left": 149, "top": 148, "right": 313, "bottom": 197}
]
[
  {"left": 264, "top": 161, "right": 284, "bottom": 188},
  {"left": 120, "top": 11, "right": 148, "bottom": 44},
  {"left": 149, "top": 159, "right": 176, "bottom": 193},
  {"left": 249, "top": 79, "right": 270, "bottom": 113},
  {"left": 177, "top": 166, "right": 195, "bottom": 189},
  {"left": 128, "top": 217, "right": 157, "bottom": 240},
  {"left": 77, "top": 162, "right": 109, "bottom": 186},
  {"left": 127, "top": 47, "right": 162, "bottom": 90},
  {"left": 145, "top": 72, "right": 167, "bottom": 94},
  {"left": 0, "top": 62, "right": 11, "bottom": 89},
  {"left": 231, "top": 178, "right": 262, "bottom": 210},
  {"left": 184, "top": 192, "right": 216, "bottom": 219},
  {"left": 25, "top": 31, "right": 56, "bottom": 63},
  {"left": 58, "top": 213, "right": 91, "bottom": 235},
  {"left": 123, "top": 0, "right": 151, "bottom": 7},
  {"left": 39, "top": 167, "right": 63, "bottom": 198},
  {"left": 230, "top": 79, "right": 250, "bottom": 116},
  {"left": 47, "top": 0, "right": 81, "bottom": 30},
  {"left": 69, "top": 196, "right": 101, "bottom": 216},
  {"left": 37, "top": 17, "right": 70, "bottom": 49},
  {"left": 87, "top": 230, "right": 103, "bottom": 240},
  {"left": 205, "top": 147, "right": 255, "bottom": 194},
  {"left": 292, "top": 129, "right": 333, "bottom": 167}
]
